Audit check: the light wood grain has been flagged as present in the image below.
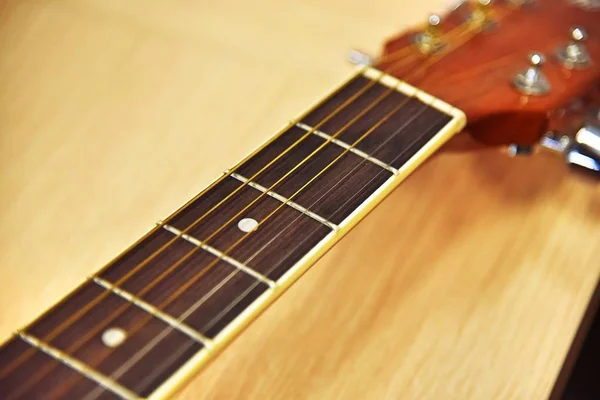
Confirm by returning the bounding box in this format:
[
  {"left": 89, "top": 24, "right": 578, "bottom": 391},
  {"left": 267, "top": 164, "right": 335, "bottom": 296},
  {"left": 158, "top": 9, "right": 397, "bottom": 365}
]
[{"left": 1, "top": 1, "right": 599, "bottom": 399}]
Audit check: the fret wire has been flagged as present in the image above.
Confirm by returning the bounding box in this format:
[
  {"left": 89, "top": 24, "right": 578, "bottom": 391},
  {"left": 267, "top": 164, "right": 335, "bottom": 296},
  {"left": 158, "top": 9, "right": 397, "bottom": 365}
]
[
  {"left": 295, "top": 122, "right": 399, "bottom": 175},
  {"left": 94, "top": 95, "right": 448, "bottom": 396},
  {"left": 156, "top": 78, "right": 396, "bottom": 255},
  {"left": 55, "top": 75, "right": 413, "bottom": 395},
  {"left": 81, "top": 318, "right": 196, "bottom": 400},
  {"left": 95, "top": 17, "right": 482, "bottom": 393},
  {"left": 91, "top": 277, "right": 212, "bottom": 346},
  {"left": 141, "top": 82, "right": 410, "bottom": 327},
  {"left": 160, "top": 224, "right": 276, "bottom": 287},
  {"left": 0, "top": 66, "right": 389, "bottom": 383},
  {"left": 3, "top": 74, "right": 397, "bottom": 394},
  {"left": 193, "top": 102, "right": 445, "bottom": 337},
  {"left": 37, "top": 74, "right": 403, "bottom": 385},
  {"left": 16, "top": 333, "right": 141, "bottom": 400},
  {"left": 192, "top": 100, "right": 430, "bottom": 330},
  {"left": 11, "top": 218, "right": 273, "bottom": 399},
  {"left": 2, "top": 22, "right": 468, "bottom": 392},
  {"left": 17, "top": 69, "right": 417, "bottom": 395},
  {"left": 8, "top": 76, "right": 394, "bottom": 398},
  {"left": 0, "top": 70, "right": 382, "bottom": 384},
  {"left": 228, "top": 172, "right": 339, "bottom": 230},
  {"left": 246, "top": 114, "right": 438, "bottom": 273},
  {"left": 31, "top": 266, "right": 243, "bottom": 399}
]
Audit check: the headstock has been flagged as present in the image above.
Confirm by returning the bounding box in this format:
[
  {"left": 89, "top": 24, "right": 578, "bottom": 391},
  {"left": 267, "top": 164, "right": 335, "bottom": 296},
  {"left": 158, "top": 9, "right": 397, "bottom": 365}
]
[{"left": 372, "top": 0, "right": 600, "bottom": 153}]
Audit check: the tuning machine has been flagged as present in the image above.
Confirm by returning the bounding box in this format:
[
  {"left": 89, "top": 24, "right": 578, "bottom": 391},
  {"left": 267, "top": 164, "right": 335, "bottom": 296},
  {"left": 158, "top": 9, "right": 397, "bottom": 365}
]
[
  {"left": 507, "top": 123, "right": 600, "bottom": 177},
  {"left": 413, "top": 14, "right": 445, "bottom": 54},
  {"left": 512, "top": 53, "right": 551, "bottom": 96},
  {"left": 555, "top": 27, "right": 592, "bottom": 69},
  {"left": 538, "top": 124, "right": 600, "bottom": 176},
  {"left": 468, "top": 0, "right": 496, "bottom": 30}
]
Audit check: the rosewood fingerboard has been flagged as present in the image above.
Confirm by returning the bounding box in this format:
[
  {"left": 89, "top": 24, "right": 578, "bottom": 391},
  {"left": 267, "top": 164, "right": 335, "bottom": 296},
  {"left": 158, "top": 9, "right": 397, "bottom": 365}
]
[{"left": 0, "top": 67, "right": 465, "bottom": 399}]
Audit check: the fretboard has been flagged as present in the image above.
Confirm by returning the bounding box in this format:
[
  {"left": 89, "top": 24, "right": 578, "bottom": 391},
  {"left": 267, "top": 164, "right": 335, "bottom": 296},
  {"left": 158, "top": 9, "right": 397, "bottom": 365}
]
[{"left": 0, "top": 67, "right": 465, "bottom": 400}]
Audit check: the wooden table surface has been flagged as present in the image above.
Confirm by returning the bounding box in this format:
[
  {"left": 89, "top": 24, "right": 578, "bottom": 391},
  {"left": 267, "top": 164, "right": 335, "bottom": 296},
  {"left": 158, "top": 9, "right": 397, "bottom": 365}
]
[{"left": 1, "top": 0, "right": 599, "bottom": 399}]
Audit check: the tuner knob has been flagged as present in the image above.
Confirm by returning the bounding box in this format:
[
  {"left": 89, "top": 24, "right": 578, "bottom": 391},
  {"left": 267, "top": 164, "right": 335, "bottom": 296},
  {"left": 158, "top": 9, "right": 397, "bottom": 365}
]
[
  {"left": 413, "top": 14, "right": 445, "bottom": 54},
  {"left": 565, "top": 147, "right": 600, "bottom": 175},
  {"left": 539, "top": 130, "right": 600, "bottom": 177},
  {"left": 555, "top": 27, "right": 592, "bottom": 69},
  {"left": 575, "top": 123, "right": 600, "bottom": 159},
  {"left": 469, "top": 0, "right": 495, "bottom": 29},
  {"left": 512, "top": 53, "right": 551, "bottom": 96}
]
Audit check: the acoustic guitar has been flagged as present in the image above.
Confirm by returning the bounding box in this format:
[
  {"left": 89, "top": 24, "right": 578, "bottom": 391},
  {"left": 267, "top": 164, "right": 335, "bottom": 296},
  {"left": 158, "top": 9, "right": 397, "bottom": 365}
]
[{"left": 1, "top": 0, "right": 599, "bottom": 399}]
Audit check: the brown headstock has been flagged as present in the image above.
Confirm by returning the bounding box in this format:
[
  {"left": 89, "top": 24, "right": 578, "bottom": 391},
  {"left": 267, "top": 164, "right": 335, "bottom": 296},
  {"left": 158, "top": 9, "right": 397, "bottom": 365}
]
[{"left": 376, "top": 0, "right": 600, "bottom": 146}]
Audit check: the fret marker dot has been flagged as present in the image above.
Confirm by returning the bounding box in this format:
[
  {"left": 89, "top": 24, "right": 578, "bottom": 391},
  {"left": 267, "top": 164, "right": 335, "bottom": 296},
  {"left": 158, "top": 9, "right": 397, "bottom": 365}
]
[
  {"left": 102, "top": 328, "right": 127, "bottom": 348},
  {"left": 238, "top": 218, "right": 258, "bottom": 233}
]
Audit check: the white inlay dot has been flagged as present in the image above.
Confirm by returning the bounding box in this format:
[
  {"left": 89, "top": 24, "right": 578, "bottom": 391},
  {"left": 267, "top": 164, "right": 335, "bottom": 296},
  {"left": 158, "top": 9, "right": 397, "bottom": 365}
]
[
  {"left": 237, "top": 218, "right": 258, "bottom": 233},
  {"left": 102, "top": 327, "right": 127, "bottom": 348}
]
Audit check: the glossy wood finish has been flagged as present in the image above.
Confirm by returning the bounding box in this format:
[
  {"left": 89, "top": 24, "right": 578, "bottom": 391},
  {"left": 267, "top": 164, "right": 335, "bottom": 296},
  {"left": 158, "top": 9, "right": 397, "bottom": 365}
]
[
  {"left": 1, "top": 1, "right": 600, "bottom": 399},
  {"left": 378, "top": 0, "right": 600, "bottom": 145}
]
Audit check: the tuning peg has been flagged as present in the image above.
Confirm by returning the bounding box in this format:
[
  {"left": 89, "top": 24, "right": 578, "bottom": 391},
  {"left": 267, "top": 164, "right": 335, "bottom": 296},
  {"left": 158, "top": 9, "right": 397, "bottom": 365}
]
[
  {"left": 413, "top": 14, "right": 445, "bottom": 54},
  {"left": 555, "top": 27, "right": 592, "bottom": 69},
  {"left": 565, "top": 147, "right": 600, "bottom": 175},
  {"left": 468, "top": 0, "right": 495, "bottom": 29},
  {"left": 575, "top": 123, "right": 600, "bottom": 158},
  {"left": 539, "top": 131, "right": 600, "bottom": 177},
  {"left": 512, "top": 53, "right": 551, "bottom": 96}
]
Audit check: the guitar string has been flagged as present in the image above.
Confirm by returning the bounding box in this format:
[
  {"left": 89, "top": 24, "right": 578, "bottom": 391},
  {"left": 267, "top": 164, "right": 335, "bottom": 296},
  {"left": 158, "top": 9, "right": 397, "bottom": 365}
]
[
  {"left": 168, "top": 105, "right": 435, "bottom": 338},
  {"left": 1, "top": 44, "right": 425, "bottom": 398},
  {"left": 107, "top": 10, "right": 516, "bottom": 391},
  {"left": 91, "top": 7, "right": 514, "bottom": 396},
  {"left": 8, "top": 3, "right": 509, "bottom": 393},
  {"left": 3, "top": 4, "right": 484, "bottom": 381},
  {"left": 57, "top": 15, "right": 489, "bottom": 397},
  {"left": 0, "top": 60, "right": 382, "bottom": 383},
  {"left": 10, "top": 64, "right": 415, "bottom": 400},
  {"left": 0, "top": 40, "right": 418, "bottom": 386},
  {"left": 95, "top": 9, "right": 519, "bottom": 391},
  {"left": 9, "top": 6, "right": 494, "bottom": 394},
  {"left": 391, "top": 19, "right": 485, "bottom": 77},
  {"left": 381, "top": 6, "right": 508, "bottom": 78},
  {"left": 90, "top": 102, "right": 441, "bottom": 400},
  {"left": 375, "top": 16, "right": 470, "bottom": 64}
]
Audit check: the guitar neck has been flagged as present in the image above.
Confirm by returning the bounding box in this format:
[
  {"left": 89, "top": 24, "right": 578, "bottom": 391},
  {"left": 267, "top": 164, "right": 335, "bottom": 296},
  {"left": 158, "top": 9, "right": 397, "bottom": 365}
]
[{"left": 0, "top": 67, "right": 465, "bottom": 400}]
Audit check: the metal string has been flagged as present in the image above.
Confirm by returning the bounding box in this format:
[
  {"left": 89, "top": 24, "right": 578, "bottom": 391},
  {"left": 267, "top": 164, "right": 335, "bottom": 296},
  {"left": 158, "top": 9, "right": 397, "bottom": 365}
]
[
  {"left": 376, "top": 20, "right": 470, "bottom": 65},
  {"left": 6, "top": 3, "right": 514, "bottom": 395},
  {"left": 2, "top": 52, "right": 415, "bottom": 400},
  {"left": 98, "top": 99, "right": 441, "bottom": 399},
  {"left": 4, "top": 10, "right": 474, "bottom": 384},
  {"left": 96, "top": 11, "right": 520, "bottom": 393},
  {"left": 79, "top": 57, "right": 461, "bottom": 400},
  {"left": 0, "top": 61, "right": 381, "bottom": 384},
  {"left": 91, "top": 7, "right": 514, "bottom": 397}
]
